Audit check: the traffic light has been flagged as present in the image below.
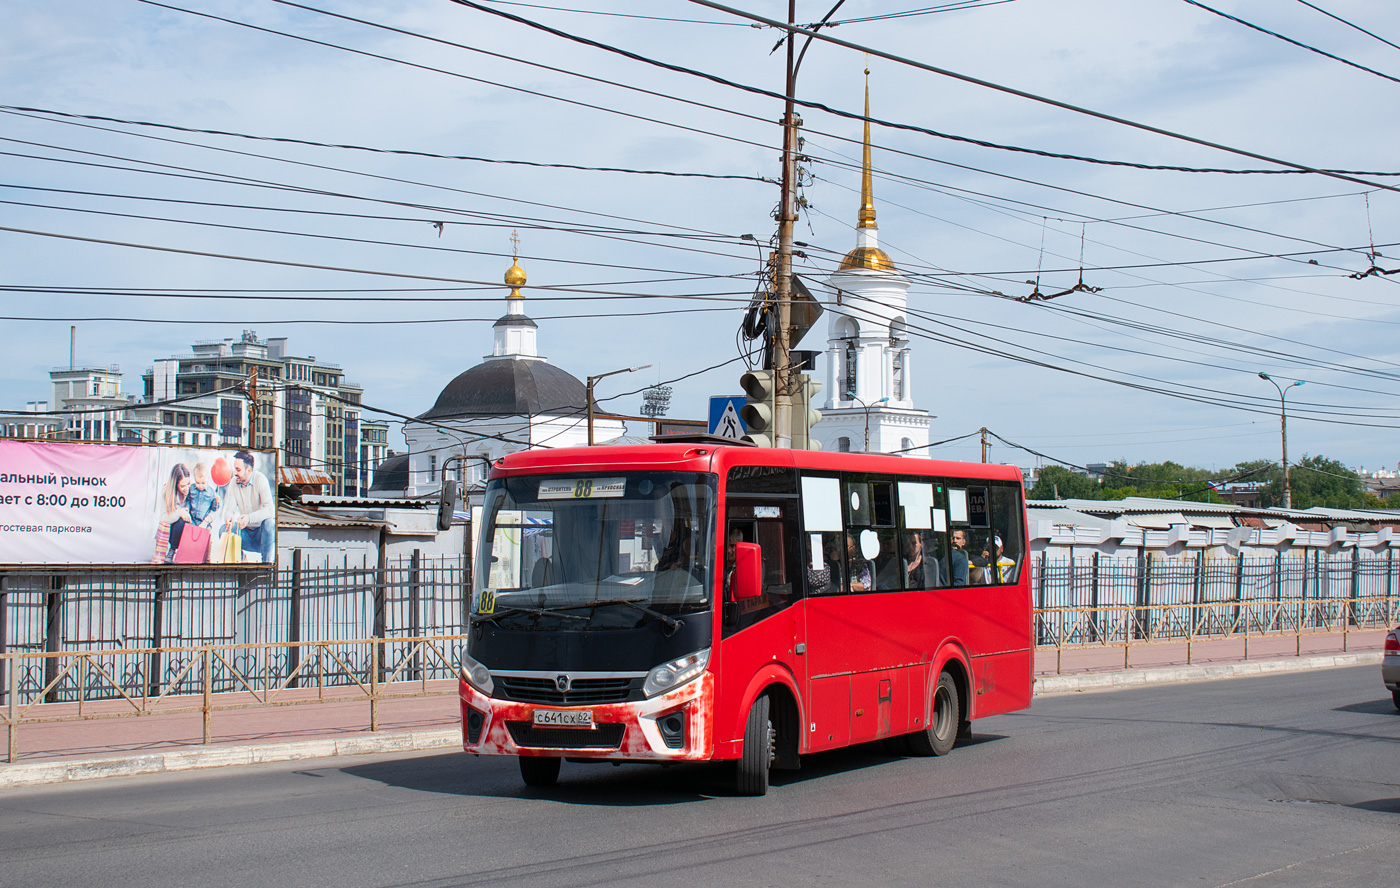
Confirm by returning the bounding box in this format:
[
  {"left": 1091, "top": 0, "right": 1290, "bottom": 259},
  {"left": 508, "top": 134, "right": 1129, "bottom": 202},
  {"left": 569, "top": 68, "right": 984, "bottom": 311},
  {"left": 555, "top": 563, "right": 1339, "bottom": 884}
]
[
  {"left": 739, "top": 369, "right": 776, "bottom": 448},
  {"left": 793, "top": 374, "right": 823, "bottom": 450}
]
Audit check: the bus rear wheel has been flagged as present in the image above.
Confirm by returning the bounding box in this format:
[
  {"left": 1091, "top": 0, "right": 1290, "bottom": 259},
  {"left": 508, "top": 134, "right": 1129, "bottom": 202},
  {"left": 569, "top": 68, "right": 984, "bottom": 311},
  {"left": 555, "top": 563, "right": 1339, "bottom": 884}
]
[
  {"left": 519, "top": 755, "right": 561, "bottom": 787},
  {"left": 907, "top": 672, "right": 959, "bottom": 757},
  {"left": 736, "top": 694, "right": 774, "bottom": 796}
]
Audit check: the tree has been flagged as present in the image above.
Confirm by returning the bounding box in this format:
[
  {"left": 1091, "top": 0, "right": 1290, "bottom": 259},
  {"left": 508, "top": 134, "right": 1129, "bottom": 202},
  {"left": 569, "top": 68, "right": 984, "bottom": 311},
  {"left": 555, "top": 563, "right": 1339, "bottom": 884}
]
[
  {"left": 1287, "top": 454, "right": 1365, "bottom": 509},
  {"left": 1027, "top": 465, "right": 1100, "bottom": 501}
]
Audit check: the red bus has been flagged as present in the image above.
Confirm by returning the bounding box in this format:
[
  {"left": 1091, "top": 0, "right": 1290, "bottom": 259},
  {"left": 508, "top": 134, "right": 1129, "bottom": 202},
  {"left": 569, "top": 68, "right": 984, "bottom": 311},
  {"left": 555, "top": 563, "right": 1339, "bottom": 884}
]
[{"left": 458, "top": 441, "right": 1031, "bottom": 794}]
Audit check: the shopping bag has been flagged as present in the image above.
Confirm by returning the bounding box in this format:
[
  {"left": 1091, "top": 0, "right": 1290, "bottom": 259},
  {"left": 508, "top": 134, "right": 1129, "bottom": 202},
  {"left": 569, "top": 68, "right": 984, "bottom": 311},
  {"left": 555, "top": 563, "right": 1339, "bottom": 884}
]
[
  {"left": 210, "top": 531, "right": 242, "bottom": 564},
  {"left": 152, "top": 522, "right": 171, "bottom": 564},
  {"left": 172, "top": 524, "right": 212, "bottom": 564}
]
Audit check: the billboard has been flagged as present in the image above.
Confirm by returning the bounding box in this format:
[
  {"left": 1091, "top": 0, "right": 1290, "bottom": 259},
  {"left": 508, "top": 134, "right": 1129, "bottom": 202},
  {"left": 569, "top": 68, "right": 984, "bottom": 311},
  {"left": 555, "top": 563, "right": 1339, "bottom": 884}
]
[{"left": 0, "top": 440, "right": 278, "bottom": 567}]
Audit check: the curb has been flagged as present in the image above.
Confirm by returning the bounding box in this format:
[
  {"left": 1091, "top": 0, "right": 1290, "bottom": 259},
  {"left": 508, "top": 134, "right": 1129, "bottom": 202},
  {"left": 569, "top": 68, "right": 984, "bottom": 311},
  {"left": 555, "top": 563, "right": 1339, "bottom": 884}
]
[
  {"left": 1034, "top": 651, "right": 1383, "bottom": 696},
  {"left": 0, "top": 728, "right": 461, "bottom": 790}
]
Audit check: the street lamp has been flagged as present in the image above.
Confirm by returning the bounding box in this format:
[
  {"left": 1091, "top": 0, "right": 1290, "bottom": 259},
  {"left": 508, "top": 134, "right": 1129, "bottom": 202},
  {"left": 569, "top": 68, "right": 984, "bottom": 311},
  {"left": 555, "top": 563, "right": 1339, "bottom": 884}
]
[
  {"left": 587, "top": 364, "right": 651, "bottom": 445},
  {"left": 1258, "top": 372, "right": 1305, "bottom": 509},
  {"left": 845, "top": 391, "right": 888, "bottom": 452}
]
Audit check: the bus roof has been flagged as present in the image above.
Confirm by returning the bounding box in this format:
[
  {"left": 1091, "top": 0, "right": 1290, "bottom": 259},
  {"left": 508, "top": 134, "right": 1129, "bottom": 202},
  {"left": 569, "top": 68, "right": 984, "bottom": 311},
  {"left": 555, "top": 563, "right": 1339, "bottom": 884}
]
[{"left": 490, "top": 443, "right": 1024, "bottom": 485}]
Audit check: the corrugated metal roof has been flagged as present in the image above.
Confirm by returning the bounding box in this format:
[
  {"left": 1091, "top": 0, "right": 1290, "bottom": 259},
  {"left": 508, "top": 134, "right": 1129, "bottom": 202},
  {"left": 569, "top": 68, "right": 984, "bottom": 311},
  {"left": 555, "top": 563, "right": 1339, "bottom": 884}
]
[
  {"left": 1125, "top": 512, "right": 1187, "bottom": 529},
  {"left": 300, "top": 495, "right": 430, "bottom": 509},
  {"left": 1188, "top": 514, "right": 1237, "bottom": 529},
  {"left": 277, "top": 504, "right": 386, "bottom": 529},
  {"left": 279, "top": 467, "right": 335, "bottom": 486}
]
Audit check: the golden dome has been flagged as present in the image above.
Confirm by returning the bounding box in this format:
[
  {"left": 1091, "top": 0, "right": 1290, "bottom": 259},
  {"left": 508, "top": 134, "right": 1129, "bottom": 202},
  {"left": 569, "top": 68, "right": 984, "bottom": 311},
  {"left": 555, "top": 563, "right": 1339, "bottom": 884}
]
[
  {"left": 838, "top": 246, "right": 896, "bottom": 272},
  {"left": 504, "top": 258, "right": 526, "bottom": 298},
  {"left": 504, "top": 259, "right": 526, "bottom": 288}
]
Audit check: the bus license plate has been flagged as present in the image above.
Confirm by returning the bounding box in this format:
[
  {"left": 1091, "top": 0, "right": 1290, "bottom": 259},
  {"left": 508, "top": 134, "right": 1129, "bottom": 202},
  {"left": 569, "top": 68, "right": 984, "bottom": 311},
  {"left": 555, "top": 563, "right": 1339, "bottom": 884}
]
[{"left": 533, "top": 709, "right": 593, "bottom": 729}]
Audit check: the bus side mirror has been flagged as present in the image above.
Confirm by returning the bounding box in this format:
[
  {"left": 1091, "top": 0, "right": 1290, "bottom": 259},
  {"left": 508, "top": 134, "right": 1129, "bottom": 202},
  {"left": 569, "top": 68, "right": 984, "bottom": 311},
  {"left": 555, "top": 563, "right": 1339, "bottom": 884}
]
[
  {"left": 437, "top": 479, "right": 459, "bottom": 531},
  {"left": 731, "top": 542, "right": 763, "bottom": 601}
]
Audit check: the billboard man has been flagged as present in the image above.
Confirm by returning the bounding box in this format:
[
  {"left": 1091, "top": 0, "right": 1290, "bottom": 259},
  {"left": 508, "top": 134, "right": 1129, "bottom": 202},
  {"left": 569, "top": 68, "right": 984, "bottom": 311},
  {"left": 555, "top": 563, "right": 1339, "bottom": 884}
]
[{"left": 224, "top": 450, "right": 275, "bottom": 563}]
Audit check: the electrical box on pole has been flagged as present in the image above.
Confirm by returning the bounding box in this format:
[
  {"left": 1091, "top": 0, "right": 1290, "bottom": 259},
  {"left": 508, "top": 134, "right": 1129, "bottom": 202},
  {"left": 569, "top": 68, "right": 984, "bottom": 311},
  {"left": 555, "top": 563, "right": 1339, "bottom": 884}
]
[
  {"left": 792, "top": 373, "right": 823, "bottom": 450},
  {"left": 739, "top": 369, "right": 777, "bottom": 448}
]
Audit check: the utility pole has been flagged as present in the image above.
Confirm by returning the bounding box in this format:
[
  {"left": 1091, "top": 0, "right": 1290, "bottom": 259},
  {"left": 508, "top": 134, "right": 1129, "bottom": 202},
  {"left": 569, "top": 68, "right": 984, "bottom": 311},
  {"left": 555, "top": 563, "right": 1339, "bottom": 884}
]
[
  {"left": 980, "top": 427, "right": 990, "bottom": 464},
  {"left": 1259, "top": 373, "right": 1304, "bottom": 509},
  {"left": 246, "top": 370, "right": 258, "bottom": 449},
  {"left": 770, "top": 0, "right": 799, "bottom": 449}
]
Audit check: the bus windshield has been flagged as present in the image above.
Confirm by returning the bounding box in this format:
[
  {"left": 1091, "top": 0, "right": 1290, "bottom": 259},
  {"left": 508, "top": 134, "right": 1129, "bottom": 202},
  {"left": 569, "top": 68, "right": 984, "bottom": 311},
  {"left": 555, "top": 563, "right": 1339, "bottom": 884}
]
[{"left": 474, "top": 472, "right": 716, "bottom": 630}]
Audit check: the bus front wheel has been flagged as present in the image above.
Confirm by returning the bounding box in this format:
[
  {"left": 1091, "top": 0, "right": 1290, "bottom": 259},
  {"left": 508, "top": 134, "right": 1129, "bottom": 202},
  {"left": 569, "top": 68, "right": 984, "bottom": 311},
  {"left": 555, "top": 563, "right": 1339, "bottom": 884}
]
[
  {"left": 736, "top": 694, "right": 774, "bottom": 796},
  {"left": 907, "top": 672, "right": 959, "bottom": 757},
  {"left": 519, "top": 755, "right": 561, "bottom": 787}
]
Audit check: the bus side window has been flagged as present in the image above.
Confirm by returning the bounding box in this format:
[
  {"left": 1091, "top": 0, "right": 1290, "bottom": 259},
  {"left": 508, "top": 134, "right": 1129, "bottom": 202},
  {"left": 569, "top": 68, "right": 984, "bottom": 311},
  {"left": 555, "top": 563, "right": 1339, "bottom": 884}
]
[
  {"left": 989, "top": 484, "right": 1024, "bottom": 584},
  {"left": 897, "top": 480, "right": 949, "bottom": 590},
  {"left": 805, "top": 531, "right": 844, "bottom": 594},
  {"left": 723, "top": 502, "right": 799, "bottom": 635}
]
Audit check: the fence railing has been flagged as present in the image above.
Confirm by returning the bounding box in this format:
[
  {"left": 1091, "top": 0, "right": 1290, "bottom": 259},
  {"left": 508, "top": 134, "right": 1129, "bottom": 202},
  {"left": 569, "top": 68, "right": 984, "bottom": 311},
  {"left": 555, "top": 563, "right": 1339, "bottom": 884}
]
[
  {"left": 1, "top": 635, "right": 468, "bottom": 763},
  {"left": 0, "top": 551, "right": 468, "bottom": 704},
  {"left": 1030, "top": 550, "right": 1398, "bottom": 643},
  {"left": 2, "top": 551, "right": 1397, "bottom": 763}
]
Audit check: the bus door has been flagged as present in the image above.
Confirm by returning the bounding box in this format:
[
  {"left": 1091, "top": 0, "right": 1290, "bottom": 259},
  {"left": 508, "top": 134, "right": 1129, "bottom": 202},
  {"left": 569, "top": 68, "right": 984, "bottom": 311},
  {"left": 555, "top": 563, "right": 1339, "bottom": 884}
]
[
  {"left": 721, "top": 468, "right": 805, "bottom": 744},
  {"left": 795, "top": 474, "right": 852, "bottom": 751},
  {"left": 800, "top": 474, "right": 928, "bottom": 750}
]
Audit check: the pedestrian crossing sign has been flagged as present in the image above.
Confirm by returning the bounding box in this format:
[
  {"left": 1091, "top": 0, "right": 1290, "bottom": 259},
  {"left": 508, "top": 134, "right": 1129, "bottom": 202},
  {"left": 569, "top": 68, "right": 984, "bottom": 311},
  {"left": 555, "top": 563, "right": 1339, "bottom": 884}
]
[{"left": 709, "top": 396, "right": 746, "bottom": 439}]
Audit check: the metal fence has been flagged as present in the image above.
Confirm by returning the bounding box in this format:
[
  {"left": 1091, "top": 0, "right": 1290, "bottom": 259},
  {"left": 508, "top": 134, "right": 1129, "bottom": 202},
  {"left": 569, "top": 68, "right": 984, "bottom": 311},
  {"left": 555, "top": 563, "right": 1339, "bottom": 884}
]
[
  {"left": 3, "top": 550, "right": 1397, "bottom": 711},
  {"left": 1031, "top": 549, "right": 1400, "bottom": 646},
  {"left": 0, "top": 551, "right": 469, "bottom": 707},
  {"left": 1, "top": 635, "right": 466, "bottom": 764}
]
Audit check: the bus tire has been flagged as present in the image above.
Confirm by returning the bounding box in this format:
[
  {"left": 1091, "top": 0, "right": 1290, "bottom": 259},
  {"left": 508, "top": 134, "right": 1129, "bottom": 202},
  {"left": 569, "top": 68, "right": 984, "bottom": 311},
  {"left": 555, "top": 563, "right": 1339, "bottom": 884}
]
[
  {"left": 736, "top": 694, "right": 773, "bottom": 796},
  {"left": 907, "top": 672, "right": 959, "bottom": 757},
  {"left": 519, "top": 756, "right": 561, "bottom": 787}
]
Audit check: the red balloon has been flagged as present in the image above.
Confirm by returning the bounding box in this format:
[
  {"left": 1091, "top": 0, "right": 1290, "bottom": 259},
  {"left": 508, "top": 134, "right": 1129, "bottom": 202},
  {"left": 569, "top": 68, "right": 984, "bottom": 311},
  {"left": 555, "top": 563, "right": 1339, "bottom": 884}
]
[{"left": 210, "top": 457, "right": 232, "bottom": 487}]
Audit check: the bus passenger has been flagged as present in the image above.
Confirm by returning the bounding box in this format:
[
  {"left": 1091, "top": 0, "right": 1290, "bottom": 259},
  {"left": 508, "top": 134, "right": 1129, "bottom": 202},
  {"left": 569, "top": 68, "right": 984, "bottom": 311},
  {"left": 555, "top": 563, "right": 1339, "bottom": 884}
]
[
  {"left": 949, "top": 529, "right": 970, "bottom": 586},
  {"left": 903, "top": 531, "right": 924, "bottom": 589},
  {"left": 846, "top": 533, "right": 872, "bottom": 592}
]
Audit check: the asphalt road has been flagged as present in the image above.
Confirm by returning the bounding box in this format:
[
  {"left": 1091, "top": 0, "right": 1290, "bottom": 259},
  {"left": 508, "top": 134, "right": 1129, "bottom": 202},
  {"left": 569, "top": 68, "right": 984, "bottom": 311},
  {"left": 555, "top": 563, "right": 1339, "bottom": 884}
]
[{"left": 4, "top": 665, "right": 1397, "bottom": 888}]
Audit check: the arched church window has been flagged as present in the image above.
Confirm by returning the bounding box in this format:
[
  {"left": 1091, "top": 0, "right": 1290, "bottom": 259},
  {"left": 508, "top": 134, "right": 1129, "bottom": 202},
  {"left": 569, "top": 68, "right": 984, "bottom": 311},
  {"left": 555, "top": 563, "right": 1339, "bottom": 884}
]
[
  {"left": 834, "top": 317, "right": 859, "bottom": 398},
  {"left": 889, "top": 316, "right": 908, "bottom": 347}
]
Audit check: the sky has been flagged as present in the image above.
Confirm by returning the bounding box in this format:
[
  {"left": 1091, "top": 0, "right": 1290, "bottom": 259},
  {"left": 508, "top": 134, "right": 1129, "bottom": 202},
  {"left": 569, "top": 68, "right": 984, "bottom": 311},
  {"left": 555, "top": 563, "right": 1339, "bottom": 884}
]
[{"left": 3, "top": 0, "right": 1400, "bottom": 476}]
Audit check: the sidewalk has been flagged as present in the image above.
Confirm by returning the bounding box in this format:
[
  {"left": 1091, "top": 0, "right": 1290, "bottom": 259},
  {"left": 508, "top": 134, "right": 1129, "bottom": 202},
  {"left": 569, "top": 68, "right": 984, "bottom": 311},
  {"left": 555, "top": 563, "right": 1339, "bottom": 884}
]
[{"left": 1, "top": 628, "right": 1388, "bottom": 789}]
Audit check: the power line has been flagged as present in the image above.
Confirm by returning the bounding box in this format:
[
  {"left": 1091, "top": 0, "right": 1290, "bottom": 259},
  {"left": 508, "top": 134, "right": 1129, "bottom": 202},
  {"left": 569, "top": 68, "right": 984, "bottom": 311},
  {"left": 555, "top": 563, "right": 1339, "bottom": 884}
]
[
  {"left": 1181, "top": 0, "right": 1400, "bottom": 85},
  {"left": 1295, "top": 0, "right": 1400, "bottom": 54},
  {"left": 0, "top": 105, "right": 769, "bottom": 183},
  {"left": 680, "top": 0, "right": 1400, "bottom": 192},
  {"left": 135, "top": 0, "right": 778, "bottom": 156}
]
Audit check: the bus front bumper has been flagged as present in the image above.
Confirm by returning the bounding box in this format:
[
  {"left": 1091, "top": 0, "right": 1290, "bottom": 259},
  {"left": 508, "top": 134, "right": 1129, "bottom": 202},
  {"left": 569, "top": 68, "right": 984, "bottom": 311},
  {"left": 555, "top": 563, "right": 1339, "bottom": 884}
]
[{"left": 459, "top": 672, "right": 715, "bottom": 761}]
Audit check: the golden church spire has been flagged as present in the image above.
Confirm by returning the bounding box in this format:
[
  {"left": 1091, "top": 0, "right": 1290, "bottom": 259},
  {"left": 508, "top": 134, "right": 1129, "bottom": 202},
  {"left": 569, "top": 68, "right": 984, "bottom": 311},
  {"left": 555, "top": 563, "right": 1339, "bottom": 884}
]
[
  {"left": 857, "top": 68, "right": 876, "bottom": 231},
  {"left": 837, "top": 68, "right": 896, "bottom": 273}
]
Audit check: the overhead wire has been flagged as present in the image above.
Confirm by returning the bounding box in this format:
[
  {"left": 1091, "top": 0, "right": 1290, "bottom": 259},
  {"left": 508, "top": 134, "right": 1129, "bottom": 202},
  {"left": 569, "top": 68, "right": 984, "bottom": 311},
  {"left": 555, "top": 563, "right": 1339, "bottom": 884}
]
[
  {"left": 0, "top": 105, "right": 767, "bottom": 183},
  {"left": 1295, "top": 0, "right": 1400, "bottom": 54},
  {"left": 679, "top": 0, "right": 1400, "bottom": 192},
  {"left": 1180, "top": 0, "right": 1400, "bottom": 85}
]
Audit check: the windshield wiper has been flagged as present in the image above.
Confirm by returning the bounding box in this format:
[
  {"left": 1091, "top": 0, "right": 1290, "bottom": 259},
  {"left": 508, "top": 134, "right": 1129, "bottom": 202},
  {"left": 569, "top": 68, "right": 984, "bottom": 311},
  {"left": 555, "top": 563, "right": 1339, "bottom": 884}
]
[{"left": 586, "top": 598, "right": 684, "bottom": 635}]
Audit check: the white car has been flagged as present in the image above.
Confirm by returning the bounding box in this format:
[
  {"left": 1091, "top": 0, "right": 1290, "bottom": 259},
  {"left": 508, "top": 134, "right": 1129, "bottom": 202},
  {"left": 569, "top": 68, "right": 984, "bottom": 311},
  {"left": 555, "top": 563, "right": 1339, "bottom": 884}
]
[{"left": 1384, "top": 626, "right": 1400, "bottom": 710}]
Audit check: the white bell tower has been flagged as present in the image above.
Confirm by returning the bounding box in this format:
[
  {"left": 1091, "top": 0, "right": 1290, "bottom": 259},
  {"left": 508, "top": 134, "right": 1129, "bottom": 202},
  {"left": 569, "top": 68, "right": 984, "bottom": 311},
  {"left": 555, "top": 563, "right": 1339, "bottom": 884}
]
[{"left": 814, "top": 72, "right": 933, "bottom": 456}]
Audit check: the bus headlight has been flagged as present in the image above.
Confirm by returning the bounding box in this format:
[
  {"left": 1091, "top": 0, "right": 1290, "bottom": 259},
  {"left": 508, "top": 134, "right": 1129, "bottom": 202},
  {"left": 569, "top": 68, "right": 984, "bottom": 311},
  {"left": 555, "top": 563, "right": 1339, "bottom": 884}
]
[
  {"left": 642, "top": 648, "right": 710, "bottom": 698},
  {"left": 459, "top": 650, "right": 494, "bottom": 695}
]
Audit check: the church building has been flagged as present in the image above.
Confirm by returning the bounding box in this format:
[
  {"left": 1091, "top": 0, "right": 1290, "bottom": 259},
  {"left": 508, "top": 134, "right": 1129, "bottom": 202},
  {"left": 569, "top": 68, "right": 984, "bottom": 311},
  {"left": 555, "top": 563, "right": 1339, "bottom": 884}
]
[
  {"left": 400, "top": 246, "right": 625, "bottom": 497},
  {"left": 812, "top": 77, "right": 933, "bottom": 457}
]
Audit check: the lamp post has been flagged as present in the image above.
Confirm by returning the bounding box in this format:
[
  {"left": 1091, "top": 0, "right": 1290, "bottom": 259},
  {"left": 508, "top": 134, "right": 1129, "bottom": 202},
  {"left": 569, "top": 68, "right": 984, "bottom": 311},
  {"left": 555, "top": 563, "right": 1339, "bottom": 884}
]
[
  {"left": 587, "top": 364, "right": 651, "bottom": 445},
  {"left": 1258, "top": 372, "right": 1305, "bottom": 509},
  {"left": 845, "top": 392, "right": 888, "bottom": 452}
]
